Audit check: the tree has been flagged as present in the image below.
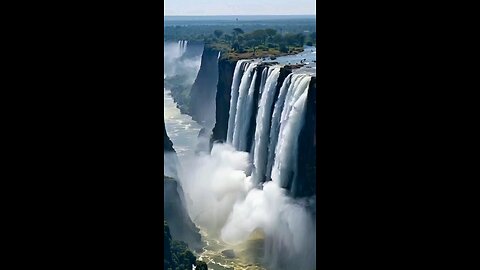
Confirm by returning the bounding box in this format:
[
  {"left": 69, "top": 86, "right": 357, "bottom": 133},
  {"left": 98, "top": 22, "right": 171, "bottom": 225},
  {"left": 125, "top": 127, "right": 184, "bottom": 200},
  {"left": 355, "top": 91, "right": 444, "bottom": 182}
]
[
  {"left": 232, "top": 28, "right": 244, "bottom": 45},
  {"left": 196, "top": 261, "right": 208, "bottom": 270},
  {"left": 233, "top": 28, "right": 244, "bottom": 35},
  {"left": 251, "top": 29, "right": 267, "bottom": 45},
  {"left": 265, "top": 28, "right": 277, "bottom": 37},
  {"left": 181, "top": 250, "right": 196, "bottom": 266},
  {"left": 296, "top": 33, "right": 306, "bottom": 46},
  {"left": 232, "top": 41, "right": 240, "bottom": 51},
  {"left": 265, "top": 28, "right": 277, "bottom": 43},
  {"left": 245, "top": 39, "right": 257, "bottom": 48},
  {"left": 310, "top": 31, "right": 316, "bottom": 43},
  {"left": 213, "top": 30, "right": 223, "bottom": 39},
  {"left": 272, "top": 33, "right": 283, "bottom": 43},
  {"left": 284, "top": 33, "right": 305, "bottom": 46},
  {"left": 164, "top": 220, "right": 201, "bottom": 270},
  {"left": 237, "top": 35, "right": 245, "bottom": 44},
  {"left": 164, "top": 221, "right": 172, "bottom": 261},
  {"left": 224, "top": 34, "right": 232, "bottom": 43}
]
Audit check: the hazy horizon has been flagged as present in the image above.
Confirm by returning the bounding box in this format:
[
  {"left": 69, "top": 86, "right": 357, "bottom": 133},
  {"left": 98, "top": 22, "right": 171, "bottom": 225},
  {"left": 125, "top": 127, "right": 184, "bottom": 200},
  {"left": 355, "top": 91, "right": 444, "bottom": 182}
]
[
  {"left": 164, "top": 0, "right": 316, "bottom": 16},
  {"left": 164, "top": 15, "right": 316, "bottom": 21}
]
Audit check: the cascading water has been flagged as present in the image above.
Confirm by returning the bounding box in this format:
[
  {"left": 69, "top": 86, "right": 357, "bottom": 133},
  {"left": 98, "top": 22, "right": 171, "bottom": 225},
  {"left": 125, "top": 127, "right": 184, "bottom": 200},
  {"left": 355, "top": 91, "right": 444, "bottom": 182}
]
[
  {"left": 271, "top": 75, "right": 311, "bottom": 190},
  {"left": 171, "top": 53, "right": 316, "bottom": 270},
  {"left": 178, "top": 40, "right": 188, "bottom": 55},
  {"left": 259, "top": 67, "right": 268, "bottom": 95},
  {"left": 218, "top": 63, "right": 315, "bottom": 269},
  {"left": 265, "top": 74, "right": 293, "bottom": 180},
  {"left": 226, "top": 60, "right": 251, "bottom": 145},
  {"left": 232, "top": 62, "right": 257, "bottom": 151},
  {"left": 225, "top": 61, "right": 312, "bottom": 193},
  {"left": 237, "top": 66, "right": 258, "bottom": 151},
  {"left": 251, "top": 67, "right": 281, "bottom": 184}
]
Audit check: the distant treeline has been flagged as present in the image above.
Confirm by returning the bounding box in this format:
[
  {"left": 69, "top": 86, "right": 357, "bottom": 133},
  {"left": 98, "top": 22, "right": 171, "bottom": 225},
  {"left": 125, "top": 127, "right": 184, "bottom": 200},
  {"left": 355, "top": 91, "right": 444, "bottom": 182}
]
[
  {"left": 164, "top": 18, "right": 316, "bottom": 42},
  {"left": 206, "top": 28, "right": 316, "bottom": 54}
]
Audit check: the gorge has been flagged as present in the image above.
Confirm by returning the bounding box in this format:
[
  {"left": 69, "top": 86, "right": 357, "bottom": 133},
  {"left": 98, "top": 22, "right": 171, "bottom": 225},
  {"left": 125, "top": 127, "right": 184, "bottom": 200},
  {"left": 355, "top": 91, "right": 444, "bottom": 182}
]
[{"left": 164, "top": 39, "right": 316, "bottom": 270}]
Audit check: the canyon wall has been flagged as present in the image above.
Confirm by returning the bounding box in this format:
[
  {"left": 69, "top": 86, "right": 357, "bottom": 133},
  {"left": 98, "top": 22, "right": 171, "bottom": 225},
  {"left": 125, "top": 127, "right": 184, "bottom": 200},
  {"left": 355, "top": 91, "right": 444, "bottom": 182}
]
[
  {"left": 189, "top": 46, "right": 219, "bottom": 129},
  {"left": 164, "top": 120, "right": 174, "bottom": 152},
  {"left": 211, "top": 58, "right": 237, "bottom": 143}
]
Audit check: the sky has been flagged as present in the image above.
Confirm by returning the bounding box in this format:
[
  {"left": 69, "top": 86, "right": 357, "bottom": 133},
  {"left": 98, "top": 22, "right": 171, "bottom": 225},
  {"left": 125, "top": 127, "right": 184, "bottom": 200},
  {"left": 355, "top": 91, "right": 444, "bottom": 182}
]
[{"left": 164, "top": 0, "right": 316, "bottom": 16}]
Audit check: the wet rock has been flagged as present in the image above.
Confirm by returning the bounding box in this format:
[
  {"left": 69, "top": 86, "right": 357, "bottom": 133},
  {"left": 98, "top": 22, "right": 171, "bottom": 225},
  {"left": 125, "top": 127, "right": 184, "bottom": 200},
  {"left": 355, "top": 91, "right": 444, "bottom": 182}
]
[
  {"left": 221, "top": 249, "right": 236, "bottom": 259},
  {"left": 164, "top": 176, "right": 202, "bottom": 250}
]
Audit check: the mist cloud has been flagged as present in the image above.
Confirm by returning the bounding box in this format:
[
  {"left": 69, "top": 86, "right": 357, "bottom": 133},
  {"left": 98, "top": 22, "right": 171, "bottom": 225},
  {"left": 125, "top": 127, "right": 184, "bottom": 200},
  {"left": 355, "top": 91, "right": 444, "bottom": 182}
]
[{"left": 172, "top": 143, "right": 316, "bottom": 269}]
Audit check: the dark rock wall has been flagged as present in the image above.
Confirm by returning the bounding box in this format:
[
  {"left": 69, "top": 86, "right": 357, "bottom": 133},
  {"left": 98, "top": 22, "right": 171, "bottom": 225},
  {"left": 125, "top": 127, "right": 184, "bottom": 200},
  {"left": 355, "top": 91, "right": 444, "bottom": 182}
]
[
  {"left": 189, "top": 46, "right": 219, "bottom": 128},
  {"left": 164, "top": 176, "right": 202, "bottom": 250},
  {"left": 211, "top": 58, "right": 237, "bottom": 143},
  {"left": 164, "top": 120, "right": 174, "bottom": 152},
  {"left": 181, "top": 41, "right": 204, "bottom": 59},
  {"left": 292, "top": 76, "right": 316, "bottom": 198}
]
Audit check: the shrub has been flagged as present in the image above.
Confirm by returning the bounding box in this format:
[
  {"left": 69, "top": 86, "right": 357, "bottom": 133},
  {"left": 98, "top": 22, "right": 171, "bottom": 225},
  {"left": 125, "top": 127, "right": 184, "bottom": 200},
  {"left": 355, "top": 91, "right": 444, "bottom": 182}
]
[{"left": 196, "top": 261, "right": 208, "bottom": 270}]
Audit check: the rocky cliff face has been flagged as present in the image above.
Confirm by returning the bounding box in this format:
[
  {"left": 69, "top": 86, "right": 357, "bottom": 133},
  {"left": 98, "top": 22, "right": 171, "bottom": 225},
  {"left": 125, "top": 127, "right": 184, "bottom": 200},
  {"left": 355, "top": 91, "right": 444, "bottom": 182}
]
[
  {"left": 294, "top": 76, "right": 316, "bottom": 198},
  {"left": 211, "top": 58, "right": 237, "bottom": 144},
  {"left": 164, "top": 120, "right": 174, "bottom": 152},
  {"left": 189, "top": 46, "right": 219, "bottom": 129},
  {"left": 164, "top": 175, "right": 202, "bottom": 251},
  {"left": 164, "top": 41, "right": 204, "bottom": 117},
  {"left": 181, "top": 41, "right": 204, "bottom": 60}
]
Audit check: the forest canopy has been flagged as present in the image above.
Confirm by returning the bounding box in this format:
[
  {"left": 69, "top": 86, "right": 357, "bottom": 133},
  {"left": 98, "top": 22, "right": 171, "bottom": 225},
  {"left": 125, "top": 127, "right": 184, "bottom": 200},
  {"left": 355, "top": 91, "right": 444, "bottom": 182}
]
[
  {"left": 164, "top": 17, "right": 316, "bottom": 60},
  {"left": 164, "top": 17, "right": 315, "bottom": 43},
  {"left": 206, "top": 27, "right": 315, "bottom": 60}
]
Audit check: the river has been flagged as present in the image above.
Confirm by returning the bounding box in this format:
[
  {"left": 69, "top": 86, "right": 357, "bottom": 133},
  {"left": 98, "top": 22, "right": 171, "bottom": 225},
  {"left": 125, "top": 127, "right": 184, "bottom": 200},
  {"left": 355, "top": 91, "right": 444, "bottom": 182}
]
[{"left": 164, "top": 88, "right": 202, "bottom": 158}]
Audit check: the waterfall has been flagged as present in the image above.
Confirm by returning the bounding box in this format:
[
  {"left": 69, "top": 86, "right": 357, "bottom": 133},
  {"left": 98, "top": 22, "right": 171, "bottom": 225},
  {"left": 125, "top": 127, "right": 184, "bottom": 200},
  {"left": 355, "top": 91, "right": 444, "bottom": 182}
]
[
  {"left": 251, "top": 67, "right": 281, "bottom": 184},
  {"left": 271, "top": 75, "right": 312, "bottom": 189},
  {"left": 204, "top": 61, "right": 315, "bottom": 269},
  {"left": 178, "top": 40, "right": 188, "bottom": 55},
  {"left": 225, "top": 62, "right": 312, "bottom": 194},
  {"left": 265, "top": 74, "right": 293, "bottom": 179},
  {"left": 237, "top": 66, "right": 258, "bottom": 151},
  {"left": 226, "top": 60, "right": 250, "bottom": 144},
  {"left": 259, "top": 67, "right": 268, "bottom": 95},
  {"left": 232, "top": 63, "right": 257, "bottom": 150}
]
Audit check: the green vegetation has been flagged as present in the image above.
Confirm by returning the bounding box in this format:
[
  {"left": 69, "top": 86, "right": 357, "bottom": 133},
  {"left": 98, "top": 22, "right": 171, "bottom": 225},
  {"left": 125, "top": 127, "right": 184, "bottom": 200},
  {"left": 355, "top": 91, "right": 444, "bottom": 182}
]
[
  {"left": 205, "top": 28, "right": 316, "bottom": 60},
  {"left": 195, "top": 260, "right": 208, "bottom": 270},
  {"left": 164, "top": 17, "right": 315, "bottom": 42},
  {"left": 164, "top": 17, "right": 316, "bottom": 61},
  {"left": 164, "top": 220, "right": 207, "bottom": 270}
]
